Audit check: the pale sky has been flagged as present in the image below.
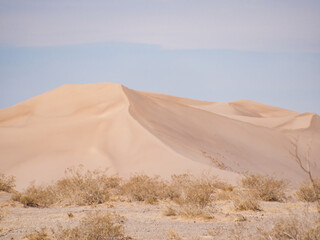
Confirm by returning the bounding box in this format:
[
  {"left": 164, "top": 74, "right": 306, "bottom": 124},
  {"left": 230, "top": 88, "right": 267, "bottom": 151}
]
[{"left": 0, "top": 0, "right": 319, "bottom": 113}]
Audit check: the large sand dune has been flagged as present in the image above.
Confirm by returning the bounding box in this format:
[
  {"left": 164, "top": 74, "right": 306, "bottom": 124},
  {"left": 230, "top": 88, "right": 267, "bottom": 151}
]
[{"left": 0, "top": 83, "right": 319, "bottom": 189}]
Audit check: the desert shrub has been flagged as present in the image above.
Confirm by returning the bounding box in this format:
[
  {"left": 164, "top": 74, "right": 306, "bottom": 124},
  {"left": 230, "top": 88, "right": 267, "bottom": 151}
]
[
  {"left": 0, "top": 172, "right": 15, "bottom": 192},
  {"left": 296, "top": 178, "right": 320, "bottom": 202},
  {"left": 175, "top": 204, "right": 215, "bottom": 219},
  {"left": 169, "top": 174, "right": 212, "bottom": 207},
  {"left": 56, "top": 211, "right": 128, "bottom": 240},
  {"left": 231, "top": 190, "right": 261, "bottom": 211},
  {"left": 163, "top": 206, "right": 177, "bottom": 216},
  {"left": 13, "top": 166, "right": 122, "bottom": 207},
  {"left": 121, "top": 174, "right": 168, "bottom": 204},
  {"left": 12, "top": 184, "right": 55, "bottom": 207},
  {"left": 164, "top": 173, "right": 230, "bottom": 219},
  {"left": 169, "top": 173, "right": 230, "bottom": 207},
  {"left": 53, "top": 167, "right": 118, "bottom": 205},
  {"left": 259, "top": 217, "right": 320, "bottom": 240},
  {"left": 24, "top": 228, "right": 52, "bottom": 240},
  {"left": 24, "top": 211, "right": 130, "bottom": 240},
  {"left": 241, "top": 174, "right": 287, "bottom": 201},
  {"left": 166, "top": 230, "right": 183, "bottom": 240}
]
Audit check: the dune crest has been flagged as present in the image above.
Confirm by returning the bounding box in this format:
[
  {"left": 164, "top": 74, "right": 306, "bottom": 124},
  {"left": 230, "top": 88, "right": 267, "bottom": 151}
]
[{"left": 0, "top": 83, "right": 319, "bottom": 189}]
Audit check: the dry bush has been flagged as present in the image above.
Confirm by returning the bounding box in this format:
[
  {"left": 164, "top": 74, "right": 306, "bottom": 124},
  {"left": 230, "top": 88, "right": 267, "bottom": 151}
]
[
  {"left": 163, "top": 206, "right": 177, "bottom": 216},
  {"left": 55, "top": 211, "right": 128, "bottom": 240},
  {"left": 296, "top": 178, "right": 320, "bottom": 202},
  {"left": 231, "top": 190, "right": 261, "bottom": 211},
  {"left": 24, "top": 228, "right": 52, "bottom": 240},
  {"left": 175, "top": 204, "right": 215, "bottom": 219},
  {"left": 169, "top": 173, "right": 231, "bottom": 206},
  {"left": 259, "top": 217, "right": 320, "bottom": 240},
  {"left": 24, "top": 211, "right": 130, "bottom": 240},
  {"left": 166, "top": 229, "right": 183, "bottom": 240},
  {"left": 13, "top": 166, "right": 122, "bottom": 207},
  {"left": 53, "top": 167, "right": 119, "bottom": 205},
  {"left": 0, "top": 172, "right": 15, "bottom": 192},
  {"left": 121, "top": 174, "right": 168, "bottom": 204},
  {"left": 12, "top": 184, "right": 55, "bottom": 207},
  {"left": 164, "top": 173, "right": 230, "bottom": 219},
  {"left": 241, "top": 174, "right": 287, "bottom": 202}
]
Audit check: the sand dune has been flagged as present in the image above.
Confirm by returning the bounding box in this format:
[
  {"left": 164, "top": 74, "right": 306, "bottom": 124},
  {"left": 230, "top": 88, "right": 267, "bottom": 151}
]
[{"left": 0, "top": 83, "right": 319, "bottom": 189}]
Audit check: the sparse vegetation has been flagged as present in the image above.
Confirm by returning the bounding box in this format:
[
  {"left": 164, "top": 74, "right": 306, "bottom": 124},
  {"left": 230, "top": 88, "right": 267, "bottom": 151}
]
[
  {"left": 13, "top": 166, "right": 121, "bottom": 207},
  {"left": 166, "top": 229, "right": 183, "bottom": 240},
  {"left": 23, "top": 211, "right": 129, "bottom": 240},
  {"left": 169, "top": 173, "right": 231, "bottom": 206},
  {"left": 0, "top": 172, "right": 15, "bottom": 192},
  {"left": 173, "top": 204, "right": 215, "bottom": 219},
  {"left": 164, "top": 173, "right": 231, "bottom": 219},
  {"left": 4, "top": 164, "right": 320, "bottom": 239},
  {"left": 12, "top": 184, "right": 55, "bottom": 207},
  {"left": 56, "top": 211, "right": 128, "bottom": 240},
  {"left": 291, "top": 137, "right": 320, "bottom": 213},
  {"left": 5, "top": 167, "right": 320, "bottom": 239},
  {"left": 297, "top": 178, "right": 320, "bottom": 203},
  {"left": 53, "top": 166, "right": 119, "bottom": 205},
  {"left": 163, "top": 206, "right": 177, "bottom": 216},
  {"left": 24, "top": 228, "right": 52, "bottom": 240},
  {"left": 231, "top": 189, "right": 261, "bottom": 211},
  {"left": 121, "top": 174, "right": 168, "bottom": 204},
  {"left": 259, "top": 217, "right": 320, "bottom": 240},
  {"left": 241, "top": 174, "right": 287, "bottom": 202}
]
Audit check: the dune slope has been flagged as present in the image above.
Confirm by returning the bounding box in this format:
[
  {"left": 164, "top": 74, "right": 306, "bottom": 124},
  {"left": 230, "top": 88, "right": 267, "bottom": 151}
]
[{"left": 0, "top": 83, "right": 319, "bottom": 189}]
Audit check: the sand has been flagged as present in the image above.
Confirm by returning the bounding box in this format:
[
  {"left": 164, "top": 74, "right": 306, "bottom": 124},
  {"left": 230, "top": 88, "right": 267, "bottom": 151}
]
[
  {"left": 0, "top": 83, "right": 319, "bottom": 189},
  {"left": 0, "top": 191, "right": 319, "bottom": 240}
]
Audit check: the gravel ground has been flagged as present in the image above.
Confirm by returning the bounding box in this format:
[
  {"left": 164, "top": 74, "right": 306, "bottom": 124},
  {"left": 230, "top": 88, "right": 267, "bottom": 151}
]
[{"left": 0, "top": 192, "right": 318, "bottom": 240}]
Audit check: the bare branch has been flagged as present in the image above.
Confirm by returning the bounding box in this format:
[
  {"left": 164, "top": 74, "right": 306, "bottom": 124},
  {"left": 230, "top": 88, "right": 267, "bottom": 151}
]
[{"left": 291, "top": 136, "right": 320, "bottom": 214}]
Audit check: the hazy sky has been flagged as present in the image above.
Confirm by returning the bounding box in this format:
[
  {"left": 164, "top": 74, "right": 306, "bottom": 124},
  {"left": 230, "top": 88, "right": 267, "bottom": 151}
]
[{"left": 0, "top": 0, "right": 319, "bottom": 113}]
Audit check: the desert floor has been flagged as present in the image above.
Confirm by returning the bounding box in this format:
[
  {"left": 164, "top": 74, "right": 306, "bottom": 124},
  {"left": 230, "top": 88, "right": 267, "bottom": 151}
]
[{"left": 0, "top": 191, "right": 318, "bottom": 240}]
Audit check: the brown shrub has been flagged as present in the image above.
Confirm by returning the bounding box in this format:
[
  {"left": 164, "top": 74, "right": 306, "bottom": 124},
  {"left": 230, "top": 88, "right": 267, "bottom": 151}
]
[
  {"left": 166, "top": 230, "right": 183, "bottom": 240},
  {"left": 176, "top": 204, "right": 215, "bottom": 219},
  {"left": 163, "top": 206, "right": 177, "bottom": 216},
  {"left": 241, "top": 174, "right": 287, "bottom": 202},
  {"left": 0, "top": 172, "right": 15, "bottom": 192},
  {"left": 259, "top": 217, "right": 320, "bottom": 240},
  {"left": 53, "top": 167, "right": 118, "bottom": 205},
  {"left": 164, "top": 173, "right": 229, "bottom": 219},
  {"left": 13, "top": 166, "right": 121, "bottom": 207},
  {"left": 12, "top": 184, "right": 55, "bottom": 207},
  {"left": 169, "top": 173, "right": 230, "bottom": 207},
  {"left": 55, "top": 211, "right": 128, "bottom": 240},
  {"left": 121, "top": 174, "right": 168, "bottom": 204},
  {"left": 24, "top": 228, "right": 52, "bottom": 240},
  {"left": 24, "top": 211, "right": 130, "bottom": 240},
  {"left": 231, "top": 190, "right": 261, "bottom": 211},
  {"left": 296, "top": 178, "right": 320, "bottom": 202}
]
